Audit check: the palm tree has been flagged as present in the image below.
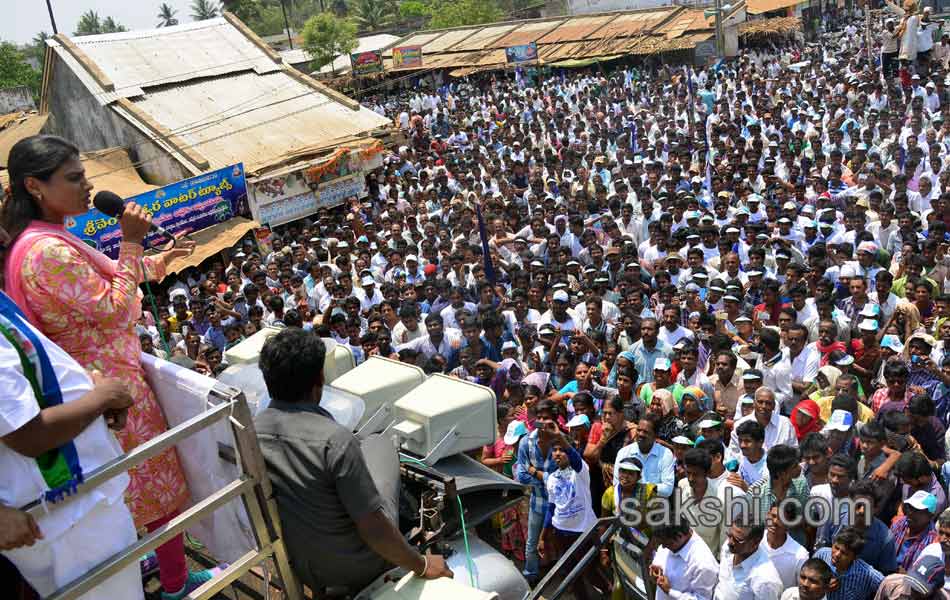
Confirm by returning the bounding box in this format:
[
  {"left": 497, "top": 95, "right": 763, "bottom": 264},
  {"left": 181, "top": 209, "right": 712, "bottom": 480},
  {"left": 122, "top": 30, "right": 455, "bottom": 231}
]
[
  {"left": 191, "top": 0, "right": 221, "bottom": 20},
  {"left": 351, "top": 0, "right": 396, "bottom": 31},
  {"left": 74, "top": 10, "right": 102, "bottom": 36},
  {"left": 101, "top": 17, "right": 127, "bottom": 33},
  {"left": 157, "top": 3, "right": 179, "bottom": 27}
]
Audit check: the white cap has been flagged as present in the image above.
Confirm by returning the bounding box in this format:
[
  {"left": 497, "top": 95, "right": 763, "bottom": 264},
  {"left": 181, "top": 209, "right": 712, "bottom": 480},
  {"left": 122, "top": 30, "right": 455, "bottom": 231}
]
[
  {"left": 858, "top": 319, "right": 879, "bottom": 332},
  {"left": 653, "top": 357, "right": 672, "bottom": 371},
  {"left": 553, "top": 290, "right": 570, "bottom": 303},
  {"left": 361, "top": 275, "right": 376, "bottom": 286},
  {"left": 406, "top": 254, "right": 419, "bottom": 263},
  {"left": 823, "top": 409, "right": 854, "bottom": 432},
  {"left": 906, "top": 491, "right": 939, "bottom": 513},
  {"left": 503, "top": 421, "right": 528, "bottom": 445},
  {"left": 567, "top": 414, "right": 591, "bottom": 429}
]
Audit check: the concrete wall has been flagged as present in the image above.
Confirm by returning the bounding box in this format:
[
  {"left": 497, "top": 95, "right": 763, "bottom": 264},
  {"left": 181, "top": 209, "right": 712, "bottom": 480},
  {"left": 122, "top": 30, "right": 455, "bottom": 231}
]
[
  {"left": 44, "top": 56, "right": 194, "bottom": 186},
  {"left": 724, "top": 24, "right": 739, "bottom": 57},
  {"left": 567, "top": 0, "right": 673, "bottom": 14},
  {"left": 0, "top": 86, "right": 36, "bottom": 113}
]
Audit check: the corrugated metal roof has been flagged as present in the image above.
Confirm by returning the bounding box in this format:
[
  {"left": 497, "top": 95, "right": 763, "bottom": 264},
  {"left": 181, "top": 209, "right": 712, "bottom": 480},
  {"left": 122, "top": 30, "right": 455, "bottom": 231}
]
[
  {"left": 50, "top": 45, "right": 133, "bottom": 105},
  {"left": 448, "top": 24, "right": 518, "bottom": 52},
  {"left": 424, "top": 28, "right": 485, "bottom": 52},
  {"left": 50, "top": 18, "right": 280, "bottom": 96},
  {"left": 490, "top": 20, "right": 566, "bottom": 48},
  {"left": 390, "top": 31, "right": 447, "bottom": 50},
  {"left": 656, "top": 9, "right": 713, "bottom": 39},
  {"left": 279, "top": 34, "right": 399, "bottom": 74},
  {"left": 537, "top": 15, "right": 615, "bottom": 43},
  {"left": 129, "top": 70, "right": 389, "bottom": 172},
  {"left": 595, "top": 9, "right": 678, "bottom": 38},
  {"left": 746, "top": 0, "right": 803, "bottom": 14}
]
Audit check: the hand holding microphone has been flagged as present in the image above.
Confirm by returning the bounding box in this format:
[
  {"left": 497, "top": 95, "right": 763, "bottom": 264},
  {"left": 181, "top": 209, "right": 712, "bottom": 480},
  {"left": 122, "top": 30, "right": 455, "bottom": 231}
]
[
  {"left": 118, "top": 202, "right": 152, "bottom": 245},
  {"left": 93, "top": 191, "right": 178, "bottom": 248}
]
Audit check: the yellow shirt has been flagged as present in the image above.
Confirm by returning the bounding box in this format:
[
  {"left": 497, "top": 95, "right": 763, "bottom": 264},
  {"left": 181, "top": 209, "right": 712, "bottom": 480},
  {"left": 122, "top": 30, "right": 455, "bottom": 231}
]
[{"left": 814, "top": 395, "right": 875, "bottom": 423}]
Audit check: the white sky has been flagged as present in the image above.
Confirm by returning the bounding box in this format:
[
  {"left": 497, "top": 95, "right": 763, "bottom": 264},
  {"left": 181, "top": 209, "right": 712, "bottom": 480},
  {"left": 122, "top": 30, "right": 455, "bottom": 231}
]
[{"left": 6, "top": 0, "right": 197, "bottom": 45}]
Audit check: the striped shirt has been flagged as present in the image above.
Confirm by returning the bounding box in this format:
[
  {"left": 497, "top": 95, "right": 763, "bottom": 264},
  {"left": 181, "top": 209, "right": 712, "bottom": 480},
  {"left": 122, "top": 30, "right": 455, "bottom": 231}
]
[
  {"left": 514, "top": 429, "right": 559, "bottom": 515},
  {"left": 891, "top": 517, "right": 940, "bottom": 572},
  {"left": 813, "top": 547, "right": 884, "bottom": 600}
]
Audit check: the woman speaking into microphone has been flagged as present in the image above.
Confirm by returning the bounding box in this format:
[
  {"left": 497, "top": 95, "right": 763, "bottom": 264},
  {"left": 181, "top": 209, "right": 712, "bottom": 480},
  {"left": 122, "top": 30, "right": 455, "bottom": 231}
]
[{"left": 1, "top": 135, "right": 224, "bottom": 600}]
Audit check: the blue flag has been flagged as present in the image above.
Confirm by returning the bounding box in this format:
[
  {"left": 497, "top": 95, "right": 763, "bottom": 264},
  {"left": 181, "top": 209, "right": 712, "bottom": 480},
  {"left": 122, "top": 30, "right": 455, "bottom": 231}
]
[{"left": 475, "top": 203, "right": 496, "bottom": 285}]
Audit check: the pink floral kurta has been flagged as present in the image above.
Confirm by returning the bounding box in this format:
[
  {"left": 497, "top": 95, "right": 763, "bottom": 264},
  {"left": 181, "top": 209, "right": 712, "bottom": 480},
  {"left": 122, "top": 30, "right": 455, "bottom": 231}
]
[{"left": 20, "top": 238, "right": 188, "bottom": 528}]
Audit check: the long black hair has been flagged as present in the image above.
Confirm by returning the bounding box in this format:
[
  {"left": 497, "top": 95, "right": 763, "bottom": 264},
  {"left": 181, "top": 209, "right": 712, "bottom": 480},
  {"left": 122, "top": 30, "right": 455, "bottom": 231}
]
[{"left": 2, "top": 135, "right": 80, "bottom": 245}]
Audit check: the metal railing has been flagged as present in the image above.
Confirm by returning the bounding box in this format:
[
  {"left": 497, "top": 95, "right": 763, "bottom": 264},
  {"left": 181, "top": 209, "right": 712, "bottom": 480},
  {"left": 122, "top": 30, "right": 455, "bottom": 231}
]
[{"left": 20, "top": 383, "right": 303, "bottom": 600}]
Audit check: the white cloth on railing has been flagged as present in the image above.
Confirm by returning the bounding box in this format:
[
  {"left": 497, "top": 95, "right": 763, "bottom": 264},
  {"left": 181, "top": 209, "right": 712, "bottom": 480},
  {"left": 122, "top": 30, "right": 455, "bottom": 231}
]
[{"left": 141, "top": 352, "right": 255, "bottom": 564}]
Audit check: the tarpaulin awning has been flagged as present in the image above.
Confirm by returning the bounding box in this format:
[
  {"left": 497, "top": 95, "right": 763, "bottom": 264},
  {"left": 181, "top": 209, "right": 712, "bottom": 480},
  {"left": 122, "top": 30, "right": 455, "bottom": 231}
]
[
  {"left": 82, "top": 148, "right": 157, "bottom": 198},
  {"left": 549, "top": 54, "right": 622, "bottom": 68},
  {"left": 739, "top": 15, "right": 802, "bottom": 34},
  {"left": 747, "top": 0, "right": 804, "bottom": 15},
  {"left": 162, "top": 216, "right": 259, "bottom": 275},
  {"left": 0, "top": 113, "right": 48, "bottom": 168}
]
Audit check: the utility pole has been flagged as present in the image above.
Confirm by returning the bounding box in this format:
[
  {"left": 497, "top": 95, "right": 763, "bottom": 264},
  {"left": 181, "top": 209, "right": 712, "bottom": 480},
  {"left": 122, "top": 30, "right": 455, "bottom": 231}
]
[
  {"left": 45, "top": 0, "right": 58, "bottom": 34},
  {"left": 714, "top": 0, "right": 724, "bottom": 57},
  {"left": 279, "top": 0, "right": 293, "bottom": 49}
]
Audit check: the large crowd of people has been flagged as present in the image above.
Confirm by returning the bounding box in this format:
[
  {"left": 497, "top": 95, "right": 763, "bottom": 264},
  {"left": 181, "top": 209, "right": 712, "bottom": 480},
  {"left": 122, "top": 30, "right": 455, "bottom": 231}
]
[
  {"left": 128, "top": 5, "right": 950, "bottom": 599},
  {"left": 8, "top": 2, "right": 950, "bottom": 599}
]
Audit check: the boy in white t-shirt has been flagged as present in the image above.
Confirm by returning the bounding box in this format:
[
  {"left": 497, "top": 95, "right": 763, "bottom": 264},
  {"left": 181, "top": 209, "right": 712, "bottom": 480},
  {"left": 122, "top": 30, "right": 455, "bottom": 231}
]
[{"left": 544, "top": 430, "right": 598, "bottom": 600}]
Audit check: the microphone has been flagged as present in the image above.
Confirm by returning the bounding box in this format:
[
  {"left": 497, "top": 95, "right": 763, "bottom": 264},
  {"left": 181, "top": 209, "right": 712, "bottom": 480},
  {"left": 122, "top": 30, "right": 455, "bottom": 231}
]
[{"left": 93, "top": 191, "right": 177, "bottom": 245}]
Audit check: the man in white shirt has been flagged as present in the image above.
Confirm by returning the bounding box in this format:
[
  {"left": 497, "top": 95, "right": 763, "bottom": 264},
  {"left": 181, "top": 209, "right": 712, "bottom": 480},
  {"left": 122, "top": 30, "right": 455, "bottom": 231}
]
[
  {"left": 761, "top": 504, "right": 809, "bottom": 589},
  {"left": 758, "top": 328, "right": 793, "bottom": 411},
  {"left": 787, "top": 324, "right": 820, "bottom": 413},
  {"left": 727, "top": 387, "right": 798, "bottom": 462},
  {"left": 658, "top": 304, "right": 695, "bottom": 347},
  {"left": 731, "top": 420, "right": 769, "bottom": 487},
  {"left": 615, "top": 414, "right": 676, "bottom": 497},
  {"left": 650, "top": 518, "right": 720, "bottom": 600},
  {"left": 391, "top": 305, "right": 428, "bottom": 345},
  {"left": 779, "top": 558, "right": 834, "bottom": 600},
  {"left": 354, "top": 276, "right": 383, "bottom": 313},
  {"left": 714, "top": 523, "right": 783, "bottom": 600}
]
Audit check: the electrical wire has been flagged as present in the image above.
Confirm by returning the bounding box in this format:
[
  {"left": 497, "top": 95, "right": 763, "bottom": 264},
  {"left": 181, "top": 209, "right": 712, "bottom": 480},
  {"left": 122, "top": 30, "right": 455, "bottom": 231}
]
[
  {"left": 399, "top": 456, "right": 478, "bottom": 588},
  {"left": 140, "top": 258, "right": 171, "bottom": 357}
]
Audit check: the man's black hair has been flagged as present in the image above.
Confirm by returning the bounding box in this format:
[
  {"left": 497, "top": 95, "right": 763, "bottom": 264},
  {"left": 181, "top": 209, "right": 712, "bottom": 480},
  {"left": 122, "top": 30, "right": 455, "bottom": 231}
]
[{"left": 259, "top": 328, "right": 326, "bottom": 404}]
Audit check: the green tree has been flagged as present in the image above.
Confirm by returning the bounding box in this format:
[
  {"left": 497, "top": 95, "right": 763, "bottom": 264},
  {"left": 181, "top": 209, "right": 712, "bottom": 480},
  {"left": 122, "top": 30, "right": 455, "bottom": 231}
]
[
  {"left": 27, "top": 32, "right": 49, "bottom": 68},
  {"left": 74, "top": 10, "right": 102, "bottom": 35},
  {"left": 191, "top": 0, "right": 222, "bottom": 20},
  {"left": 301, "top": 12, "right": 357, "bottom": 74},
  {"left": 157, "top": 3, "right": 180, "bottom": 26},
  {"left": 427, "top": 0, "right": 502, "bottom": 28},
  {"left": 0, "top": 42, "right": 42, "bottom": 103},
  {"left": 351, "top": 0, "right": 396, "bottom": 31},
  {"left": 101, "top": 17, "right": 127, "bottom": 33},
  {"left": 398, "top": 0, "right": 430, "bottom": 19},
  {"left": 74, "top": 11, "right": 126, "bottom": 35}
]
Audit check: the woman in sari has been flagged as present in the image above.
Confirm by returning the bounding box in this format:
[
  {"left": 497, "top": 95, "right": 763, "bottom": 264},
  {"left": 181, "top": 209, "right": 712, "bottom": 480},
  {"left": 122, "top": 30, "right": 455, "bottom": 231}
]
[
  {"left": 791, "top": 399, "right": 824, "bottom": 441},
  {"left": 2, "top": 136, "right": 222, "bottom": 600},
  {"left": 648, "top": 389, "right": 689, "bottom": 447}
]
